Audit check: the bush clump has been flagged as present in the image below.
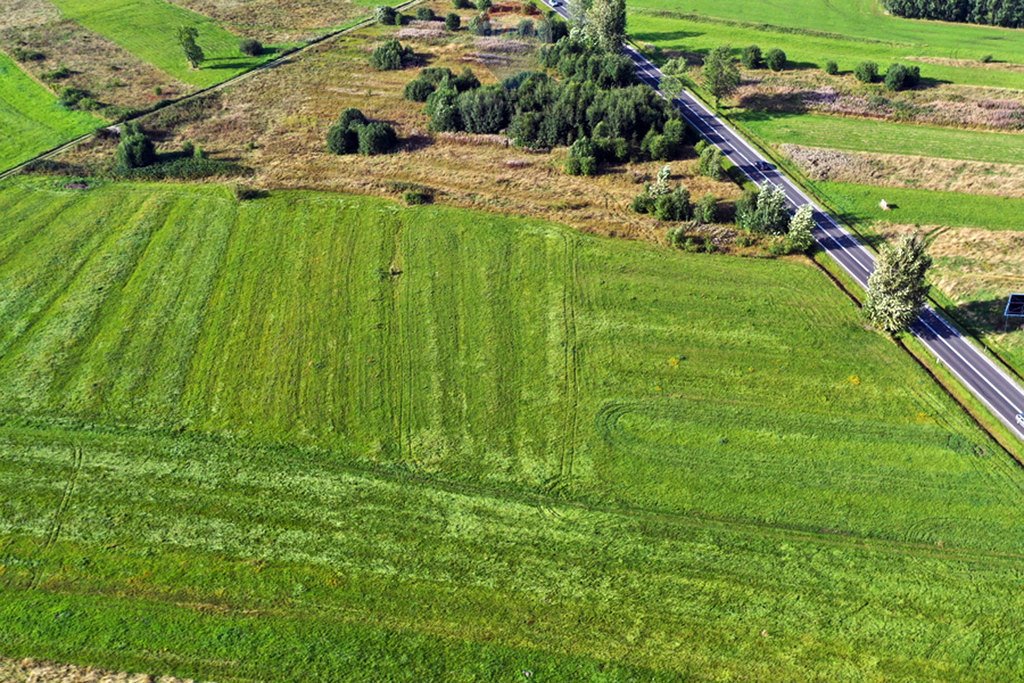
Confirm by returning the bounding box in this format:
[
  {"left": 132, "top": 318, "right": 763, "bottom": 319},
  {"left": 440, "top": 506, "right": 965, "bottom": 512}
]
[
  {"left": 517, "top": 19, "right": 535, "bottom": 37},
  {"left": 765, "top": 48, "right": 787, "bottom": 71},
  {"left": 239, "top": 38, "right": 263, "bottom": 56},
  {"left": 357, "top": 121, "right": 399, "bottom": 155},
  {"left": 694, "top": 193, "right": 718, "bottom": 224},
  {"left": 416, "top": 6, "right": 436, "bottom": 20},
  {"left": 564, "top": 137, "right": 598, "bottom": 176},
  {"left": 469, "top": 13, "right": 492, "bottom": 35},
  {"left": 371, "top": 38, "right": 412, "bottom": 70},
  {"left": 445, "top": 12, "right": 461, "bottom": 29},
  {"left": 327, "top": 108, "right": 369, "bottom": 154},
  {"left": 458, "top": 85, "right": 511, "bottom": 133},
  {"left": 736, "top": 185, "right": 788, "bottom": 234},
  {"left": 854, "top": 61, "right": 879, "bottom": 83},
  {"left": 654, "top": 186, "right": 692, "bottom": 221},
  {"left": 375, "top": 5, "right": 399, "bottom": 24},
  {"left": 537, "top": 16, "right": 568, "bottom": 43},
  {"left": 824, "top": 60, "right": 839, "bottom": 75},
  {"left": 697, "top": 145, "right": 724, "bottom": 180},
  {"left": 403, "top": 189, "right": 433, "bottom": 204},
  {"left": 884, "top": 63, "right": 921, "bottom": 91},
  {"left": 116, "top": 123, "right": 157, "bottom": 170},
  {"left": 741, "top": 45, "right": 762, "bottom": 69}
]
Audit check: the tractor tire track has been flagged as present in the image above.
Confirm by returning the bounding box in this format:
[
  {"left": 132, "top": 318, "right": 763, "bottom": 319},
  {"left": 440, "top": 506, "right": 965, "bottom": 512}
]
[{"left": 30, "top": 446, "right": 83, "bottom": 589}]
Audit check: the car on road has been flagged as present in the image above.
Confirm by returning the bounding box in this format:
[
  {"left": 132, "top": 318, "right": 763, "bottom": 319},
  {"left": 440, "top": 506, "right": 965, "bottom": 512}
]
[
  {"left": 1017, "top": 413, "right": 1024, "bottom": 428},
  {"left": 755, "top": 161, "right": 774, "bottom": 172}
]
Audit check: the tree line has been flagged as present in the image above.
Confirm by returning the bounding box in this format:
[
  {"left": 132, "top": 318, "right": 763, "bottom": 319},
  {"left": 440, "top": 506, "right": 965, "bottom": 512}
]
[{"left": 883, "top": 0, "right": 1024, "bottom": 28}]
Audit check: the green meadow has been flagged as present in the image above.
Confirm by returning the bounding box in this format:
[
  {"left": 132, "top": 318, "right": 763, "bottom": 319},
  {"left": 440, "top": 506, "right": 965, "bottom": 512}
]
[
  {"left": 0, "top": 53, "right": 102, "bottom": 173},
  {"left": 629, "top": 0, "right": 1024, "bottom": 88},
  {"left": 46, "top": 0, "right": 282, "bottom": 86},
  {"left": 2, "top": 178, "right": 1024, "bottom": 680},
  {"left": 808, "top": 181, "right": 1024, "bottom": 230}
]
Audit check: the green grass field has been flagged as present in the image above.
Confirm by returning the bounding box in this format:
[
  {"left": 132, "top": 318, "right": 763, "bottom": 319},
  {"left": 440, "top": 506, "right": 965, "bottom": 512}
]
[
  {"left": 46, "top": 0, "right": 283, "bottom": 86},
  {"left": 738, "top": 113, "right": 1024, "bottom": 165},
  {"left": 0, "top": 53, "right": 103, "bottom": 173},
  {"left": 629, "top": 0, "right": 1024, "bottom": 89},
  {"left": 3, "top": 177, "right": 1024, "bottom": 679},
  {"left": 807, "top": 181, "right": 1024, "bottom": 230}
]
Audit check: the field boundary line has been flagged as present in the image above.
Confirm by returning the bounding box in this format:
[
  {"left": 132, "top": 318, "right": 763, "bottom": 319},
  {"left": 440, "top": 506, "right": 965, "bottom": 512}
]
[
  {"left": 29, "top": 445, "right": 83, "bottom": 589},
  {"left": 0, "top": 0, "right": 424, "bottom": 182}
]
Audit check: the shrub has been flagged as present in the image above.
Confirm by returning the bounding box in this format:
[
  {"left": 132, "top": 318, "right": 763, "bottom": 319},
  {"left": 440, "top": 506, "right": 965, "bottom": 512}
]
[
  {"left": 517, "top": 19, "right": 536, "bottom": 37},
  {"left": 980, "top": 54, "right": 994, "bottom": 63},
  {"left": 12, "top": 47, "right": 45, "bottom": 62},
  {"left": 824, "top": 60, "right": 839, "bottom": 75},
  {"left": 477, "top": 0, "right": 492, "bottom": 10},
  {"left": 416, "top": 7, "right": 436, "bottom": 20},
  {"left": 884, "top": 63, "right": 921, "bottom": 91},
  {"left": 458, "top": 86, "right": 511, "bottom": 133},
  {"left": 59, "top": 87, "right": 91, "bottom": 108},
  {"left": 327, "top": 108, "right": 368, "bottom": 154},
  {"left": 654, "top": 186, "right": 692, "bottom": 221},
  {"left": 115, "top": 124, "right": 156, "bottom": 170},
  {"left": 371, "top": 38, "right": 412, "bottom": 70},
  {"left": 565, "top": 137, "right": 598, "bottom": 176},
  {"left": 697, "top": 145, "right": 724, "bottom": 180},
  {"left": 404, "top": 189, "right": 433, "bottom": 204},
  {"left": 741, "top": 45, "right": 763, "bottom": 69},
  {"left": 404, "top": 78, "right": 436, "bottom": 101},
  {"left": 469, "top": 13, "right": 492, "bottom": 35},
  {"left": 786, "top": 204, "right": 816, "bottom": 253},
  {"left": 445, "top": 12, "right": 461, "bottom": 29},
  {"left": 694, "top": 139, "right": 708, "bottom": 154},
  {"left": 239, "top": 38, "right": 263, "bottom": 56},
  {"left": 181, "top": 140, "right": 195, "bottom": 156},
  {"left": 765, "top": 48, "right": 787, "bottom": 71},
  {"left": 42, "top": 66, "right": 72, "bottom": 82},
  {"left": 453, "top": 0, "right": 474, "bottom": 7},
  {"left": 453, "top": 67, "right": 481, "bottom": 92},
  {"left": 854, "top": 61, "right": 878, "bottom": 83},
  {"left": 631, "top": 192, "right": 655, "bottom": 214},
  {"left": 357, "top": 121, "right": 399, "bottom": 155},
  {"left": 376, "top": 5, "right": 399, "bottom": 24},
  {"left": 694, "top": 193, "right": 718, "bottom": 224},
  {"left": 234, "top": 184, "right": 266, "bottom": 201}
]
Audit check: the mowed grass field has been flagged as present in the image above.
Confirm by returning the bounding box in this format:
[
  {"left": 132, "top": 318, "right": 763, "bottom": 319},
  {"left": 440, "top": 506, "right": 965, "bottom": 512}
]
[
  {"left": 738, "top": 113, "right": 1024, "bottom": 165},
  {"left": 46, "top": 0, "right": 282, "bottom": 86},
  {"left": 3, "top": 178, "right": 1024, "bottom": 679},
  {"left": 0, "top": 52, "right": 102, "bottom": 172}
]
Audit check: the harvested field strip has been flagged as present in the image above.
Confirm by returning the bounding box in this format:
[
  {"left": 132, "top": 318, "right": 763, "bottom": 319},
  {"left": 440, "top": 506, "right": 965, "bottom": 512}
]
[
  {"left": 783, "top": 144, "right": 1024, "bottom": 199},
  {"left": 629, "top": 11, "right": 1024, "bottom": 90},
  {"left": 811, "top": 181, "right": 1024, "bottom": 232},
  {"left": 739, "top": 113, "right": 1024, "bottom": 165},
  {"left": 0, "top": 51, "right": 102, "bottom": 172},
  {"left": 46, "top": 0, "right": 282, "bottom": 86}
]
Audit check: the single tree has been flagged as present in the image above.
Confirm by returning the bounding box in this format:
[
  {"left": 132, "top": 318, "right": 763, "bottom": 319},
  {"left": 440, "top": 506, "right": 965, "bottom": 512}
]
[
  {"left": 697, "top": 145, "right": 724, "bottom": 180},
  {"left": 786, "top": 204, "right": 815, "bottom": 252},
  {"left": 864, "top": 234, "right": 932, "bottom": 334},
  {"left": 585, "top": 0, "right": 626, "bottom": 52},
  {"left": 177, "top": 26, "right": 204, "bottom": 69},
  {"left": 703, "top": 46, "right": 740, "bottom": 108},
  {"left": 694, "top": 193, "right": 718, "bottom": 224},
  {"left": 659, "top": 57, "right": 689, "bottom": 100},
  {"left": 445, "top": 11, "right": 461, "bottom": 29},
  {"left": 569, "top": 0, "right": 593, "bottom": 30}
]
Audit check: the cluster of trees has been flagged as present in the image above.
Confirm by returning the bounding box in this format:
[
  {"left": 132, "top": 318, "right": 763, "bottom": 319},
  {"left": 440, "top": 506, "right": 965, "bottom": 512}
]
[
  {"left": 413, "top": 38, "right": 689, "bottom": 171},
  {"left": 116, "top": 123, "right": 157, "bottom": 170},
  {"left": 326, "top": 108, "right": 399, "bottom": 155},
  {"left": 740, "top": 45, "right": 788, "bottom": 71},
  {"left": 695, "top": 140, "right": 725, "bottom": 180},
  {"left": 371, "top": 38, "right": 413, "bottom": 70},
  {"left": 630, "top": 166, "right": 694, "bottom": 221},
  {"left": 735, "top": 186, "right": 815, "bottom": 254},
  {"left": 854, "top": 61, "right": 921, "bottom": 90},
  {"left": 882, "top": 0, "right": 1024, "bottom": 28}
]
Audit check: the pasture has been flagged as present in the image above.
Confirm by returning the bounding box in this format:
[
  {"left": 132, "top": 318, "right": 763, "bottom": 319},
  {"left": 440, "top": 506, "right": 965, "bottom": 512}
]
[
  {"left": 0, "top": 52, "right": 102, "bottom": 172},
  {"left": 46, "top": 0, "right": 282, "bottom": 86},
  {"left": 2, "top": 178, "right": 1024, "bottom": 680}
]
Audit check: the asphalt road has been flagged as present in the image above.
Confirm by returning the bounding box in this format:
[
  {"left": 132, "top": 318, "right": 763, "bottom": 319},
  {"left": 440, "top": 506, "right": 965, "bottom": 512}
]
[{"left": 544, "top": 0, "right": 1024, "bottom": 442}]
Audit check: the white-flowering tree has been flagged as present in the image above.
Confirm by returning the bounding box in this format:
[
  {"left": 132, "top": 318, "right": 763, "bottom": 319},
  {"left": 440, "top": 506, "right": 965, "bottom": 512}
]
[
  {"left": 584, "top": 0, "right": 626, "bottom": 52},
  {"left": 786, "top": 204, "right": 816, "bottom": 252},
  {"left": 864, "top": 234, "right": 932, "bottom": 334}
]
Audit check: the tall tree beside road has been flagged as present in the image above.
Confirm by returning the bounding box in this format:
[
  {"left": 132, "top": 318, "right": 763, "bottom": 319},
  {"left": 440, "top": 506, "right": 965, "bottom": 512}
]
[
  {"left": 569, "top": 0, "right": 593, "bottom": 31},
  {"left": 585, "top": 0, "right": 626, "bottom": 52},
  {"left": 864, "top": 234, "right": 932, "bottom": 334},
  {"left": 703, "top": 46, "right": 740, "bottom": 107}
]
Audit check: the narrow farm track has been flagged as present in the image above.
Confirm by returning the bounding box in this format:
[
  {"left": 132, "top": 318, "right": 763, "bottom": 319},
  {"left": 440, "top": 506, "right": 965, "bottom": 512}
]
[
  {"left": 0, "top": 0, "right": 423, "bottom": 182},
  {"left": 545, "top": 0, "right": 1024, "bottom": 445}
]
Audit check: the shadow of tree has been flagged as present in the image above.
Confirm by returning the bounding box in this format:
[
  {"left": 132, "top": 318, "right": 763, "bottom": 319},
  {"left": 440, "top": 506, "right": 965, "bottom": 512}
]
[{"left": 953, "top": 297, "right": 1024, "bottom": 335}]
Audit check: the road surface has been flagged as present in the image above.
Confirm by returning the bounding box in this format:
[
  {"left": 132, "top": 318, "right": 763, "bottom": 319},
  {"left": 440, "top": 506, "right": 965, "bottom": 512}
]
[{"left": 543, "top": 0, "right": 1024, "bottom": 443}]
